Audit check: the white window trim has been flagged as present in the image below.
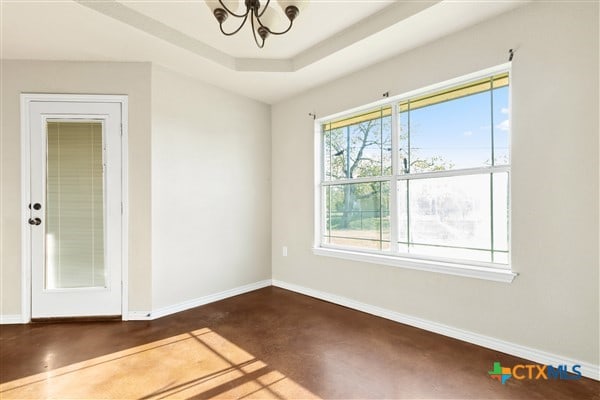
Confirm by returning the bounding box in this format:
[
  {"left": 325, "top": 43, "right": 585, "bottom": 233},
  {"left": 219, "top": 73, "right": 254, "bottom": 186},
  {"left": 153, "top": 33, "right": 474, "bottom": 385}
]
[{"left": 313, "top": 64, "right": 517, "bottom": 283}]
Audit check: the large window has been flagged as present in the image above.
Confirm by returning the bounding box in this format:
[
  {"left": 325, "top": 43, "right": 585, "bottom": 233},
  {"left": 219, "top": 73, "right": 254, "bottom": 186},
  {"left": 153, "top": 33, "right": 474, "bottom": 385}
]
[{"left": 316, "top": 66, "right": 515, "bottom": 282}]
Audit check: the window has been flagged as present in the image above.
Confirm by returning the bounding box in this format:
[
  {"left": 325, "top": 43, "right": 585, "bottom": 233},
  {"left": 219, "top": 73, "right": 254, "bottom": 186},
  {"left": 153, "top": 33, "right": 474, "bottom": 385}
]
[{"left": 315, "top": 66, "right": 515, "bottom": 282}]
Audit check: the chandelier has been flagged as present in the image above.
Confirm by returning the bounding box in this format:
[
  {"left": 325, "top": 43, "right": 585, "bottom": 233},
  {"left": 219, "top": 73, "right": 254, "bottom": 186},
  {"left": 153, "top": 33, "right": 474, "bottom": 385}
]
[{"left": 206, "top": 1, "right": 307, "bottom": 48}]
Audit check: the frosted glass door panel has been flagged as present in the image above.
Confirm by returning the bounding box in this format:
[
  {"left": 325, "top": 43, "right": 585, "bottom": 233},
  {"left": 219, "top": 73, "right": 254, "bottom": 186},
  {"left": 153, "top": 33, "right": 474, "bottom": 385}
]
[{"left": 46, "top": 121, "right": 105, "bottom": 289}]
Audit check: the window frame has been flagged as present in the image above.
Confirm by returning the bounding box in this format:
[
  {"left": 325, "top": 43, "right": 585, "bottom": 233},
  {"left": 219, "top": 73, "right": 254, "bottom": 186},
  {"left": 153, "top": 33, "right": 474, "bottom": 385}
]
[{"left": 313, "top": 64, "right": 517, "bottom": 283}]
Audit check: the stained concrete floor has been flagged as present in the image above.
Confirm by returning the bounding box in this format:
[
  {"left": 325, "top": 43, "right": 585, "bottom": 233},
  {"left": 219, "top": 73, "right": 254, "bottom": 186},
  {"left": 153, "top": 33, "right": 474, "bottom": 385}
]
[{"left": 1, "top": 287, "right": 598, "bottom": 399}]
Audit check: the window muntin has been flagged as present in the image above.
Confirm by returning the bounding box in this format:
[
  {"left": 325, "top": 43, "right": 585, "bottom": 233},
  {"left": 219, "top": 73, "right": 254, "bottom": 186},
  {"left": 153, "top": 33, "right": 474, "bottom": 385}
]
[{"left": 318, "top": 69, "right": 510, "bottom": 268}]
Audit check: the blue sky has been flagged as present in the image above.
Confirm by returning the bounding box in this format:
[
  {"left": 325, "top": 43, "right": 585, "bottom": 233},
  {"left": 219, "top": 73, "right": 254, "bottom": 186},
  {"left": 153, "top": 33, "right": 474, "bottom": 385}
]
[{"left": 400, "top": 86, "right": 509, "bottom": 170}]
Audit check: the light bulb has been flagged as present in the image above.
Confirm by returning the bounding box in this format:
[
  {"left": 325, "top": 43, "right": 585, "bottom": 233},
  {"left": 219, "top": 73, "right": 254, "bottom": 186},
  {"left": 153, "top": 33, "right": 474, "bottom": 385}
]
[{"left": 257, "top": 5, "right": 287, "bottom": 32}]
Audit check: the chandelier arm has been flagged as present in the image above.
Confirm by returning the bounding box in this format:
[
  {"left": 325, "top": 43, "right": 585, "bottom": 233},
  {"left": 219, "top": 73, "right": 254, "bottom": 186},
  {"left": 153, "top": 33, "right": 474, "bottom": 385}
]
[
  {"left": 217, "top": 0, "right": 248, "bottom": 18},
  {"left": 256, "top": 0, "right": 271, "bottom": 18},
  {"left": 250, "top": 9, "right": 266, "bottom": 48},
  {"left": 219, "top": 13, "right": 249, "bottom": 36}
]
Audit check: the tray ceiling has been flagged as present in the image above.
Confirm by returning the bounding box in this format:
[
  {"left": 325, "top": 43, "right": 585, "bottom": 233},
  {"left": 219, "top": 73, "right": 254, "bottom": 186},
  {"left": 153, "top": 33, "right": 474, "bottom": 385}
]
[{"left": 0, "top": 0, "right": 529, "bottom": 103}]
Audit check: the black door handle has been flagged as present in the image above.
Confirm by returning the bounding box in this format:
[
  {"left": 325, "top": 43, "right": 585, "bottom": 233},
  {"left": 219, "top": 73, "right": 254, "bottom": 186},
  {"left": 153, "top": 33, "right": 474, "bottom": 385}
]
[{"left": 28, "top": 217, "right": 41, "bottom": 226}]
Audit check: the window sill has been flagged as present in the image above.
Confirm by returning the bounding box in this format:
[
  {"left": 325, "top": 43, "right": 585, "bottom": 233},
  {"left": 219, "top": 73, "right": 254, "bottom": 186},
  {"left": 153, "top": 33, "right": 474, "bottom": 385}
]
[{"left": 312, "top": 247, "right": 517, "bottom": 283}]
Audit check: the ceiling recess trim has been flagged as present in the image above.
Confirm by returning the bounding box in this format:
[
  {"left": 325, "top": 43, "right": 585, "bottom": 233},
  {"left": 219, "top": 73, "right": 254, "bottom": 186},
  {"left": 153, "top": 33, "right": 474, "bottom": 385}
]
[{"left": 76, "top": 0, "right": 442, "bottom": 73}]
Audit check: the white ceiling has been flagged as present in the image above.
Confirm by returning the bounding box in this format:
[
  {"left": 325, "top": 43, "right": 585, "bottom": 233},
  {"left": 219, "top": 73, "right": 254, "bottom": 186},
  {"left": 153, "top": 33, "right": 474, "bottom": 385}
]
[
  {"left": 0, "top": 0, "right": 529, "bottom": 103},
  {"left": 125, "top": 0, "right": 392, "bottom": 59}
]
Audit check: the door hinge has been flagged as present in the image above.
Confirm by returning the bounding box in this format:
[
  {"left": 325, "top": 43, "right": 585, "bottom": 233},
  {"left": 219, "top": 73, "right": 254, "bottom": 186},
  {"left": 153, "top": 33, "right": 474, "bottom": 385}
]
[
  {"left": 121, "top": 202, "right": 123, "bottom": 214},
  {"left": 120, "top": 124, "right": 123, "bottom": 136}
]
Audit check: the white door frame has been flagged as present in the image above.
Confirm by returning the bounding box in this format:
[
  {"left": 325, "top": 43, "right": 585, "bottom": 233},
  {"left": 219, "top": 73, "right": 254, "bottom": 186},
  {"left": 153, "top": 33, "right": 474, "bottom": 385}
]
[{"left": 20, "top": 93, "right": 129, "bottom": 322}]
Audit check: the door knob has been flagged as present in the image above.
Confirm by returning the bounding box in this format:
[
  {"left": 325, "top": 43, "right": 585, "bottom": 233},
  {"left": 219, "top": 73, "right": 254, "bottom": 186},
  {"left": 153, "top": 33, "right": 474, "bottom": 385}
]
[{"left": 28, "top": 217, "right": 42, "bottom": 226}]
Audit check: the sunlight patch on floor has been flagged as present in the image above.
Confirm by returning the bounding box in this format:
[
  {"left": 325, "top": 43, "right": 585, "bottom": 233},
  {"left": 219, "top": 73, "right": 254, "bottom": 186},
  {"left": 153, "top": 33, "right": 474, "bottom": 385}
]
[{"left": 0, "top": 328, "right": 319, "bottom": 399}]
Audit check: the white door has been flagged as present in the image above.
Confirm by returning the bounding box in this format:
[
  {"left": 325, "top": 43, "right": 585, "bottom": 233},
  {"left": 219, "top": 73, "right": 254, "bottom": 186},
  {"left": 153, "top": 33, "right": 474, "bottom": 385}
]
[{"left": 27, "top": 99, "right": 123, "bottom": 318}]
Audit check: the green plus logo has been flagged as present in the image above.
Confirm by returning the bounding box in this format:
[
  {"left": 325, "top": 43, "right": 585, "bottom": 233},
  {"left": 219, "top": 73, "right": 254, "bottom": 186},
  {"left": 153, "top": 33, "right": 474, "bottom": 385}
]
[{"left": 488, "top": 362, "right": 512, "bottom": 384}]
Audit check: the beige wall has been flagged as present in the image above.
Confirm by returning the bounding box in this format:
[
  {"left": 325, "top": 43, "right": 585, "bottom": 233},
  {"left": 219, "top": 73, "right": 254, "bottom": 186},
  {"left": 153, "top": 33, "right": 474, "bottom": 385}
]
[
  {"left": 0, "top": 61, "right": 271, "bottom": 315},
  {"left": 272, "top": 2, "right": 599, "bottom": 364},
  {"left": 0, "top": 61, "right": 271, "bottom": 317},
  {"left": 0, "top": 61, "right": 153, "bottom": 313},
  {"left": 150, "top": 66, "right": 271, "bottom": 310}
]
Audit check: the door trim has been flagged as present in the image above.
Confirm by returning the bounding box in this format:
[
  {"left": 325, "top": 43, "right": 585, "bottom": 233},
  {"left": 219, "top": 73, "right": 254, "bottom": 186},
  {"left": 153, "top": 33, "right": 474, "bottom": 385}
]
[{"left": 20, "top": 93, "right": 129, "bottom": 323}]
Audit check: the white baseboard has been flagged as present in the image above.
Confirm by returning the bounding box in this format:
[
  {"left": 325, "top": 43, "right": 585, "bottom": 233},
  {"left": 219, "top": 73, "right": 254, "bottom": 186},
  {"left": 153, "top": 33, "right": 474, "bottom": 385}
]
[
  {"left": 0, "top": 314, "right": 24, "bottom": 324},
  {"left": 272, "top": 279, "right": 599, "bottom": 381},
  {"left": 3, "top": 280, "right": 272, "bottom": 323},
  {"left": 146, "top": 279, "right": 272, "bottom": 320},
  {"left": 126, "top": 311, "right": 153, "bottom": 321}
]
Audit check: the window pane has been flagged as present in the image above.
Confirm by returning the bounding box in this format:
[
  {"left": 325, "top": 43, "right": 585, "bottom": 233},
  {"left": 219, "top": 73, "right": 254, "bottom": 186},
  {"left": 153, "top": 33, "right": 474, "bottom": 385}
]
[
  {"left": 397, "top": 180, "right": 408, "bottom": 243},
  {"left": 493, "top": 172, "right": 509, "bottom": 252},
  {"left": 407, "top": 174, "right": 491, "bottom": 251},
  {"left": 405, "top": 90, "right": 492, "bottom": 172},
  {"left": 398, "top": 111, "right": 409, "bottom": 174},
  {"left": 46, "top": 121, "right": 105, "bottom": 289},
  {"left": 406, "top": 244, "right": 493, "bottom": 263},
  {"left": 322, "top": 107, "right": 391, "bottom": 180},
  {"left": 323, "top": 126, "right": 345, "bottom": 180},
  {"left": 397, "top": 173, "right": 509, "bottom": 264},
  {"left": 493, "top": 85, "right": 510, "bottom": 165},
  {"left": 324, "top": 182, "right": 389, "bottom": 250},
  {"left": 494, "top": 252, "right": 509, "bottom": 264}
]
